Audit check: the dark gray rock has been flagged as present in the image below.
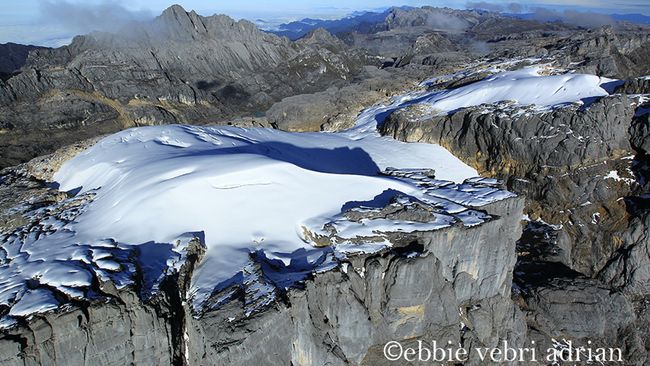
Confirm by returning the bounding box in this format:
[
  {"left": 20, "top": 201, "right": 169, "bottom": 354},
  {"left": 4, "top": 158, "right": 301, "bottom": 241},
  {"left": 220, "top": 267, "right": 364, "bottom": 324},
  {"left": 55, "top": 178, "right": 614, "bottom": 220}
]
[
  {"left": 615, "top": 78, "right": 650, "bottom": 95},
  {"left": 267, "top": 67, "right": 429, "bottom": 132},
  {"left": 599, "top": 204, "right": 650, "bottom": 296},
  {"left": 0, "top": 291, "right": 176, "bottom": 366},
  {"left": 631, "top": 111, "right": 650, "bottom": 153},
  {"left": 382, "top": 96, "right": 639, "bottom": 275},
  {"left": 381, "top": 90, "right": 650, "bottom": 362},
  {"left": 522, "top": 276, "right": 645, "bottom": 365},
  {"left": 0, "top": 43, "right": 44, "bottom": 80}
]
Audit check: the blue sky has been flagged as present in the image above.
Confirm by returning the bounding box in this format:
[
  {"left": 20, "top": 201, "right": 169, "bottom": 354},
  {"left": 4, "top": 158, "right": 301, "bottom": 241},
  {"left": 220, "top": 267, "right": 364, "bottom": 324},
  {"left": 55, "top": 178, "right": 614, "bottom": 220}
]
[{"left": 2, "top": 0, "right": 649, "bottom": 47}]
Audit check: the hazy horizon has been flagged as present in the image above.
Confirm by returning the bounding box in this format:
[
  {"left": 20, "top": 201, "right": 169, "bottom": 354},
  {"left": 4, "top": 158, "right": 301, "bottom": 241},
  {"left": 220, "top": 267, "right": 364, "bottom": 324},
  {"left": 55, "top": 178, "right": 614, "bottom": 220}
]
[{"left": 2, "top": 0, "right": 650, "bottom": 47}]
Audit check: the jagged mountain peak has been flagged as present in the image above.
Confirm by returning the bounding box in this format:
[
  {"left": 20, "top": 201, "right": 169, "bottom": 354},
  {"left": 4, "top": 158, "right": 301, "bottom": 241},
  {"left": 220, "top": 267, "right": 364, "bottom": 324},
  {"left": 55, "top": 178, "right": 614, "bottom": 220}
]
[
  {"left": 26, "top": 4, "right": 287, "bottom": 63},
  {"left": 297, "top": 27, "right": 344, "bottom": 47},
  {"left": 153, "top": 4, "right": 210, "bottom": 40},
  {"left": 161, "top": 3, "right": 187, "bottom": 16},
  {"left": 155, "top": 5, "right": 264, "bottom": 39}
]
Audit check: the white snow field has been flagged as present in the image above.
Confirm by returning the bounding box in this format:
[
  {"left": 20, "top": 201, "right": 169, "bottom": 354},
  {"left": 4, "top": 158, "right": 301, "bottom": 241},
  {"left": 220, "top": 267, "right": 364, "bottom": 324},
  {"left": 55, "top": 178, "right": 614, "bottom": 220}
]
[
  {"left": 54, "top": 124, "right": 480, "bottom": 307},
  {"left": 0, "top": 66, "right": 616, "bottom": 322},
  {"left": 418, "top": 66, "right": 616, "bottom": 114}
]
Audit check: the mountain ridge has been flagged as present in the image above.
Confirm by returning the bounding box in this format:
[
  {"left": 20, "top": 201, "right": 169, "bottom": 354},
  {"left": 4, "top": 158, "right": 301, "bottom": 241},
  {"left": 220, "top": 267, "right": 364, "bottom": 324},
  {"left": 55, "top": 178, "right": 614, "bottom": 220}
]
[
  {"left": 0, "top": 5, "right": 649, "bottom": 363},
  {"left": 0, "top": 4, "right": 371, "bottom": 167}
]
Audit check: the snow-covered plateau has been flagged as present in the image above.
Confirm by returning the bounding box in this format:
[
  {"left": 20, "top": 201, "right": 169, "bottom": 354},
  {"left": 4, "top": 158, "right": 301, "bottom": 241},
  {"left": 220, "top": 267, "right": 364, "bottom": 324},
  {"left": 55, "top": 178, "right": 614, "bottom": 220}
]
[
  {"left": 419, "top": 65, "right": 619, "bottom": 115},
  {"left": 0, "top": 65, "right": 617, "bottom": 324}
]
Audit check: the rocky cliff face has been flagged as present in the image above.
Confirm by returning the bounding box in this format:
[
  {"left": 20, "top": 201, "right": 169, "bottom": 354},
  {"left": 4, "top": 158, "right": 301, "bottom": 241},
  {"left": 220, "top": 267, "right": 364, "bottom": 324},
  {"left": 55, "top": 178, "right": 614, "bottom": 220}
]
[
  {"left": 189, "top": 194, "right": 525, "bottom": 366},
  {"left": 381, "top": 82, "right": 650, "bottom": 363},
  {"left": 382, "top": 94, "right": 639, "bottom": 274},
  {"left": 545, "top": 26, "right": 650, "bottom": 78},
  {"left": 0, "top": 157, "right": 526, "bottom": 364},
  {"left": 0, "top": 43, "right": 43, "bottom": 81},
  {"left": 500, "top": 25, "right": 650, "bottom": 78}
]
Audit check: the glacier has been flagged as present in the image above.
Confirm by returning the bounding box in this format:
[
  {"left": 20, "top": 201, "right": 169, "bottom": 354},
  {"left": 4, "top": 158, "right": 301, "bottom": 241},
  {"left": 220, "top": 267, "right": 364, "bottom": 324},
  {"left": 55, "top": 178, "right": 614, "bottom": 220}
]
[{"left": 0, "top": 65, "right": 616, "bottom": 321}]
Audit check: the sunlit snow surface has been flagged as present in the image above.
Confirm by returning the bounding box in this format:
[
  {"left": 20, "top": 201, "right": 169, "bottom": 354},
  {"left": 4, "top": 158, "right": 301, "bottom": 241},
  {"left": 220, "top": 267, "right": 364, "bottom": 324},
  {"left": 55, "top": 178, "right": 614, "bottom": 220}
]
[
  {"left": 418, "top": 66, "right": 616, "bottom": 114},
  {"left": 0, "top": 66, "right": 615, "bottom": 322},
  {"left": 51, "top": 104, "right": 479, "bottom": 311}
]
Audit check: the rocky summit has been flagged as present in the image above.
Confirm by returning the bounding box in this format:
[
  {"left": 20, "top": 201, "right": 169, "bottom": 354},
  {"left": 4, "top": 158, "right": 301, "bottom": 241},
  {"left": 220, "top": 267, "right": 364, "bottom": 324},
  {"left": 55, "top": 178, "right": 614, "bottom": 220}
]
[{"left": 0, "top": 3, "right": 650, "bottom": 365}]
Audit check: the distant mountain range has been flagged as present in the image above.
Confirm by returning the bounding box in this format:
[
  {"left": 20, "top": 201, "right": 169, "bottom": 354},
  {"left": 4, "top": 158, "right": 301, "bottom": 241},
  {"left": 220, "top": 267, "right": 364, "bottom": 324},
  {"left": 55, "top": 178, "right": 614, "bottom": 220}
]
[
  {"left": 504, "top": 12, "right": 650, "bottom": 25},
  {"left": 268, "top": 7, "right": 650, "bottom": 40},
  {"left": 611, "top": 13, "right": 650, "bottom": 25},
  {"left": 265, "top": 7, "right": 410, "bottom": 40}
]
